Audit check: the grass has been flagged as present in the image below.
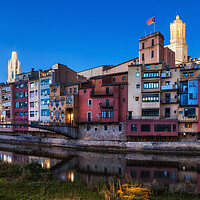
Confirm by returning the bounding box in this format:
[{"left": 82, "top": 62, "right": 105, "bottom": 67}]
[{"left": 0, "top": 161, "right": 199, "bottom": 200}]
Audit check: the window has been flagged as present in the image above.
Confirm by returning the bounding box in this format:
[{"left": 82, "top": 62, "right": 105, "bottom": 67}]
[
  {"left": 51, "top": 111, "right": 54, "bottom": 117},
  {"left": 154, "top": 124, "right": 171, "bottom": 132},
  {"left": 19, "top": 92, "right": 23, "bottom": 98},
  {"left": 131, "top": 124, "right": 137, "bottom": 132},
  {"left": 41, "top": 109, "right": 49, "bottom": 116},
  {"left": 41, "top": 78, "right": 50, "bottom": 85},
  {"left": 173, "top": 124, "right": 176, "bottom": 132},
  {"left": 61, "top": 112, "right": 64, "bottom": 119},
  {"left": 189, "top": 72, "right": 193, "bottom": 77},
  {"left": 146, "top": 65, "right": 150, "bottom": 69},
  {"left": 136, "top": 72, "right": 140, "bottom": 77},
  {"left": 142, "top": 53, "right": 144, "bottom": 61},
  {"left": 41, "top": 88, "right": 49, "bottom": 96},
  {"left": 136, "top": 84, "right": 140, "bottom": 88},
  {"left": 24, "top": 101, "right": 28, "bottom": 107},
  {"left": 95, "top": 127, "right": 97, "bottom": 131},
  {"left": 88, "top": 99, "right": 92, "bottom": 105},
  {"left": 122, "top": 76, "right": 125, "bottom": 80},
  {"left": 141, "top": 124, "right": 150, "bottom": 132},
  {"left": 19, "top": 102, "right": 23, "bottom": 108},
  {"left": 16, "top": 102, "right": 19, "bottom": 108},
  {"left": 142, "top": 42, "right": 144, "bottom": 49},
  {"left": 152, "top": 39, "right": 154, "bottom": 46},
  {"left": 30, "top": 102, "right": 34, "bottom": 108},
  {"left": 123, "top": 98, "right": 125, "bottom": 102},
  {"left": 61, "top": 98, "right": 65, "bottom": 106},
  {"left": 30, "top": 91, "right": 34, "bottom": 97},
  {"left": 24, "top": 111, "right": 28, "bottom": 116},
  {"left": 51, "top": 99, "right": 54, "bottom": 106},
  {"left": 189, "top": 93, "right": 197, "bottom": 99},
  {"left": 121, "top": 86, "right": 124, "bottom": 90},
  {"left": 74, "top": 88, "right": 77, "bottom": 94},
  {"left": 56, "top": 111, "right": 59, "bottom": 120},
  {"left": 15, "top": 93, "right": 19, "bottom": 99},
  {"left": 66, "top": 96, "right": 73, "bottom": 104},
  {"left": 101, "top": 110, "right": 113, "bottom": 118},
  {"left": 35, "top": 81, "right": 38, "bottom": 86},
  {"left": 151, "top": 50, "right": 154, "bottom": 58},
  {"left": 15, "top": 112, "right": 19, "bottom": 116},
  {"left": 55, "top": 98, "right": 59, "bottom": 107},
  {"left": 142, "top": 94, "right": 159, "bottom": 102},
  {"left": 15, "top": 84, "right": 19, "bottom": 88},
  {"left": 165, "top": 81, "right": 170, "bottom": 85},
  {"left": 30, "top": 111, "right": 34, "bottom": 117},
  {"left": 84, "top": 89, "right": 86, "bottom": 93},
  {"left": 185, "top": 123, "right": 192, "bottom": 128},
  {"left": 184, "top": 108, "right": 196, "bottom": 117},
  {"left": 155, "top": 65, "right": 158, "bottom": 68},
  {"left": 41, "top": 99, "right": 50, "bottom": 105},
  {"left": 20, "top": 83, "right": 23, "bottom": 88},
  {"left": 142, "top": 109, "right": 159, "bottom": 116},
  {"left": 53, "top": 88, "right": 57, "bottom": 93},
  {"left": 24, "top": 82, "right": 28, "bottom": 87},
  {"left": 104, "top": 125, "right": 108, "bottom": 131},
  {"left": 143, "top": 82, "right": 159, "bottom": 89},
  {"left": 20, "top": 112, "right": 23, "bottom": 116},
  {"left": 113, "top": 78, "right": 115, "bottom": 82},
  {"left": 35, "top": 90, "right": 38, "bottom": 96},
  {"left": 189, "top": 81, "right": 197, "bottom": 87},
  {"left": 70, "top": 88, "right": 72, "bottom": 94},
  {"left": 135, "top": 97, "right": 139, "bottom": 101},
  {"left": 24, "top": 91, "right": 28, "bottom": 97},
  {"left": 143, "top": 72, "right": 159, "bottom": 78},
  {"left": 30, "top": 82, "right": 34, "bottom": 88},
  {"left": 119, "top": 125, "right": 122, "bottom": 132}
]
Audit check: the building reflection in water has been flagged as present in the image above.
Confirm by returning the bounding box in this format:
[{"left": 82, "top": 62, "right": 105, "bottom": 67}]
[{"left": 0, "top": 149, "right": 200, "bottom": 194}]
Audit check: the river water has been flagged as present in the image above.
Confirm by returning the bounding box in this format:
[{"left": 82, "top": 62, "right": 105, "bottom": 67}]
[{"left": 0, "top": 142, "right": 200, "bottom": 194}]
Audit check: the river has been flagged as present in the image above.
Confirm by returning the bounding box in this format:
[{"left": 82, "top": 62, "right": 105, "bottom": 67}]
[{"left": 0, "top": 142, "right": 200, "bottom": 194}]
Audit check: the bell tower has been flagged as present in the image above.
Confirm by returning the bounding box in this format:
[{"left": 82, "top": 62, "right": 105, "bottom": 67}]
[
  {"left": 7, "top": 51, "right": 21, "bottom": 83},
  {"left": 166, "top": 14, "right": 188, "bottom": 64}
]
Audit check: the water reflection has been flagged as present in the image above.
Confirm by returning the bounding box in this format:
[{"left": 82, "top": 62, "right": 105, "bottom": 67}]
[{"left": 0, "top": 145, "right": 200, "bottom": 194}]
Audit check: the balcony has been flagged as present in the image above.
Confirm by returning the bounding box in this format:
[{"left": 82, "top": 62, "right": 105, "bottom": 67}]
[
  {"left": 126, "top": 114, "right": 178, "bottom": 120},
  {"left": 99, "top": 102, "right": 113, "bottom": 108},
  {"left": 161, "top": 72, "right": 171, "bottom": 78},
  {"left": 178, "top": 115, "right": 198, "bottom": 122},
  {"left": 90, "top": 91, "right": 113, "bottom": 97},
  {"left": 161, "top": 84, "right": 178, "bottom": 91},
  {"left": 180, "top": 76, "right": 199, "bottom": 81},
  {"left": 161, "top": 98, "right": 179, "bottom": 104}
]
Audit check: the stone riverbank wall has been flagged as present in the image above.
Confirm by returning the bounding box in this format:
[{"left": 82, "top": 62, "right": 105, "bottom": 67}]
[{"left": 1, "top": 135, "right": 200, "bottom": 154}]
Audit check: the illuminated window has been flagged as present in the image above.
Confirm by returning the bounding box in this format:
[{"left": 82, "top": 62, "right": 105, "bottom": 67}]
[
  {"left": 135, "top": 97, "right": 139, "bottom": 101},
  {"left": 185, "top": 123, "right": 192, "bottom": 128}
]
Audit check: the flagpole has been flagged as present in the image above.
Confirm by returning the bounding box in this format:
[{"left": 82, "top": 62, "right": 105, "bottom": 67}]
[{"left": 154, "top": 21, "right": 155, "bottom": 33}]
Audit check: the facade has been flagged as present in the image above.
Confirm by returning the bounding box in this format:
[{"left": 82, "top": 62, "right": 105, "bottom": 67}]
[
  {"left": 7, "top": 51, "right": 21, "bottom": 83},
  {"left": 78, "top": 72, "right": 128, "bottom": 140},
  {"left": 0, "top": 83, "right": 15, "bottom": 132},
  {"left": 14, "top": 80, "right": 29, "bottom": 131},
  {"left": 50, "top": 83, "right": 79, "bottom": 127},
  {"left": 28, "top": 79, "right": 40, "bottom": 131},
  {"left": 39, "top": 70, "right": 52, "bottom": 122},
  {"left": 166, "top": 15, "right": 188, "bottom": 65},
  {"left": 126, "top": 31, "right": 179, "bottom": 140},
  {"left": 178, "top": 64, "right": 199, "bottom": 136}
]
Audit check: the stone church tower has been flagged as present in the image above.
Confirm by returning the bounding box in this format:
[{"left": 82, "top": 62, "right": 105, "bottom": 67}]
[
  {"left": 166, "top": 14, "right": 188, "bottom": 65},
  {"left": 7, "top": 51, "right": 21, "bottom": 83}
]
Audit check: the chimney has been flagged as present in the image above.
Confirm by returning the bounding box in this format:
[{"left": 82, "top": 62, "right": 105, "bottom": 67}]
[{"left": 31, "top": 68, "right": 34, "bottom": 72}]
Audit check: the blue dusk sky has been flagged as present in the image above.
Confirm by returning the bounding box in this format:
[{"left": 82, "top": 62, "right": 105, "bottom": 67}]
[{"left": 0, "top": 0, "right": 199, "bottom": 82}]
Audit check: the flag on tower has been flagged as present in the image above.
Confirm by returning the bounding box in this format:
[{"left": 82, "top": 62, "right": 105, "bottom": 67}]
[{"left": 147, "top": 17, "right": 155, "bottom": 25}]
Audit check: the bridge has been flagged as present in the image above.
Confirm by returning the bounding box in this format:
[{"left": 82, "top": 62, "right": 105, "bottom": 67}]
[{"left": 0, "top": 120, "right": 79, "bottom": 139}]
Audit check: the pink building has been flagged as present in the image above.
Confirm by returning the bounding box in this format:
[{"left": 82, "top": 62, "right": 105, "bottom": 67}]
[
  {"left": 14, "top": 81, "right": 29, "bottom": 131},
  {"left": 78, "top": 72, "right": 128, "bottom": 140}
]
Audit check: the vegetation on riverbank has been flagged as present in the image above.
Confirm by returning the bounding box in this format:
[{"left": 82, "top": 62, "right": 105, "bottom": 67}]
[{"left": 0, "top": 161, "right": 199, "bottom": 200}]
